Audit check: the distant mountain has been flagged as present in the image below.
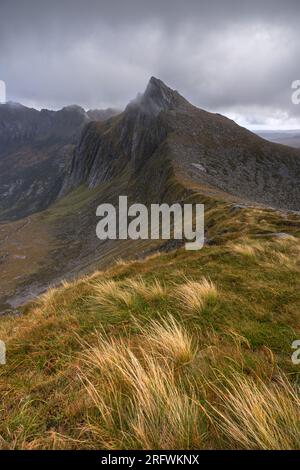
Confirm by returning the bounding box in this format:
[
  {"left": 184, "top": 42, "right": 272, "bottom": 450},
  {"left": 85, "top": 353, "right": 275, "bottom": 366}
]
[
  {"left": 87, "top": 108, "right": 119, "bottom": 122},
  {"left": 255, "top": 130, "right": 300, "bottom": 149},
  {"left": 0, "top": 103, "right": 87, "bottom": 147},
  {"left": 0, "top": 103, "right": 119, "bottom": 221}
]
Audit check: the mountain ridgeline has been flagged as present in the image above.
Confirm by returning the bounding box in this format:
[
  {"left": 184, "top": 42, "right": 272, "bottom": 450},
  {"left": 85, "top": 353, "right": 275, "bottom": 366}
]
[
  {"left": 1, "top": 77, "right": 300, "bottom": 224},
  {"left": 62, "top": 77, "right": 300, "bottom": 211},
  {"left": 0, "top": 103, "right": 119, "bottom": 221}
]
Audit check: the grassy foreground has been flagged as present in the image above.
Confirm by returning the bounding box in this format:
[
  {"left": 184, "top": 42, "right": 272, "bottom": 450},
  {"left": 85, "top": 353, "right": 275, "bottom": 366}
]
[{"left": 1, "top": 201, "right": 300, "bottom": 449}]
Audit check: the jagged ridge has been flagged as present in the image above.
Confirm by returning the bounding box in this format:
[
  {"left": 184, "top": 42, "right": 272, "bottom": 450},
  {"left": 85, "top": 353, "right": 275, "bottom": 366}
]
[{"left": 63, "top": 77, "right": 300, "bottom": 211}]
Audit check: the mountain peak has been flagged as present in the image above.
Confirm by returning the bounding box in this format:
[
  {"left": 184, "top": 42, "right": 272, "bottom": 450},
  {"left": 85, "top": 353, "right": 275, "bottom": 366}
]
[
  {"left": 142, "top": 76, "right": 189, "bottom": 115},
  {"left": 126, "top": 77, "right": 190, "bottom": 116},
  {"left": 146, "top": 76, "right": 171, "bottom": 92}
]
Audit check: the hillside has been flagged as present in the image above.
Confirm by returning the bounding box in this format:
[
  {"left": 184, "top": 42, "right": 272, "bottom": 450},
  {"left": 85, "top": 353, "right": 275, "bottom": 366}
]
[{"left": 0, "top": 197, "right": 300, "bottom": 449}]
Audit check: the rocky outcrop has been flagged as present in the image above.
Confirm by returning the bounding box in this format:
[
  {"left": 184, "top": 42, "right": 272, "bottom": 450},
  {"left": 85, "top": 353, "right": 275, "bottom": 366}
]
[{"left": 61, "top": 78, "right": 176, "bottom": 193}]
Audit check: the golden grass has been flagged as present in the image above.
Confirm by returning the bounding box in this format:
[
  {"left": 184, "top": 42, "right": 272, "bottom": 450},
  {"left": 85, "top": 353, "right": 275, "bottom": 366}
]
[
  {"left": 210, "top": 372, "right": 300, "bottom": 450},
  {"left": 35, "top": 286, "right": 60, "bottom": 312},
  {"left": 140, "top": 315, "right": 196, "bottom": 365},
  {"left": 1, "top": 298, "right": 300, "bottom": 450},
  {"left": 266, "top": 240, "right": 300, "bottom": 270},
  {"left": 1, "top": 219, "right": 300, "bottom": 450},
  {"left": 89, "top": 279, "right": 136, "bottom": 316},
  {"left": 79, "top": 322, "right": 204, "bottom": 449},
  {"left": 87, "top": 276, "right": 168, "bottom": 321},
  {"left": 175, "top": 278, "right": 217, "bottom": 314},
  {"left": 229, "top": 237, "right": 300, "bottom": 271},
  {"left": 79, "top": 317, "right": 300, "bottom": 450},
  {"left": 125, "top": 276, "right": 167, "bottom": 300},
  {"left": 230, "top": 240, "right": 265, "bottom": 257}
]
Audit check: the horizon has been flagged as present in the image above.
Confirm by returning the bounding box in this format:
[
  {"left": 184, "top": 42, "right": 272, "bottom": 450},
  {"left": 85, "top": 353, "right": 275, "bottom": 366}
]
[{"left": 2, "top": 77, "right": 300, "bottom": 133}]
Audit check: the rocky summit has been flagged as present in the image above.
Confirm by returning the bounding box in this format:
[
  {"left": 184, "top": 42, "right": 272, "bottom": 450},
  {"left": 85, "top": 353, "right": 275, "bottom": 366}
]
[{"left": 63, "top": 77, "right": 300, "bottom": 211}]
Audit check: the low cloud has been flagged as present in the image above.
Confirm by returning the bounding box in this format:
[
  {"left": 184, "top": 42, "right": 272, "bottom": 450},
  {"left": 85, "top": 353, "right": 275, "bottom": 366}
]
[{"left": 0, "top": 0, "right": 299, "bottom": 129}]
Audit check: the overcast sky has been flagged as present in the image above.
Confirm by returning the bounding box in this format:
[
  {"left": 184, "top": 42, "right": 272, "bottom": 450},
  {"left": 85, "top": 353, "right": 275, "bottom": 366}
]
[{"left": 0, "top": 0, "right": 300, "bottom": 129}]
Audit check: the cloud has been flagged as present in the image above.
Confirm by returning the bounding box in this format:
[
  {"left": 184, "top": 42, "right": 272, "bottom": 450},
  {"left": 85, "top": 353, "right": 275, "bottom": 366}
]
[{"left": 0, "top": 0, "right": 299, "bottom": 128}]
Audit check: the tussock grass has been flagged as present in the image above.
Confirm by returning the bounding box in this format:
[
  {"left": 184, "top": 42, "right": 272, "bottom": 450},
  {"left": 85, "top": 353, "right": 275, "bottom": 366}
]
[
  {"left": 124, "top": 276, "right": 167, "bottom": 301},
  {"left": 78, "top": 318, "right": 300, "bottom": 450},
  {"left": 1, "top": 202, "right": 300, "bottom": 449},
  {"left": 88, "top": 277, "right": 167, "bottom": 321},
  {"left": 79, "top": 322, "right": 204, "bottom": 449},
  {"left": 230, "top": 237, "right": 300, "bottom": 271},
  {"left": 230, "top": 240, "right": 265, "bottom": 258},
  {"left": 266, "top": 240, "right": 300, "bottom": 270},
  {"left": 175, "top": 278, "right": 217, "bottom": 314},
  {"left": 140, "top": 315, "right": 196, "bottom": 365},
  {"left": 35, "top": 287, "right": 60, "bottom": 313},
  {"left": 210, "top": 372, "right": 300, "bottom": 450},
  {"left": 89, "top": 279, "right": 136, "bottom": 318}
]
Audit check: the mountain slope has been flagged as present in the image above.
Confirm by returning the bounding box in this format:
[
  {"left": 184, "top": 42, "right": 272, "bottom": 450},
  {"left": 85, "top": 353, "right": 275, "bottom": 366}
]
[
  {"left": 0, "top": 103, "right": 119, "bottom": 221},
  {"left": 63, "top": 77, "right": 300, "bottom": 211}
]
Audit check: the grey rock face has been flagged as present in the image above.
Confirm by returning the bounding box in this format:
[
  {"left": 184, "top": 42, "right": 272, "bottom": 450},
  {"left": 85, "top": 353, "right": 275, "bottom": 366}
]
[
  {"left": 0, "top": 103, "right": 119, "bottom": 221},
  {"left": 61, "top": 78, "right": 178, "bottom": 194},
  {"left": 63, "top": 77, "right": 300, "bottom": 212}
]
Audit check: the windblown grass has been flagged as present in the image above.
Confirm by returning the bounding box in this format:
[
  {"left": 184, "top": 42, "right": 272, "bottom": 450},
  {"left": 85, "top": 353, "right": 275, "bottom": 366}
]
[
  {"left": 230, "top": 237, "right": 300, "bottom": 271},
  {"left": 230, "top": 240, "right": 265, "bottom": 258},
  {"left": 175, "top": 278, "right": 217, "bottom": 314},
  {"left": 0, "top": 204, "right": 300, "bottom": 450},
  {"left": 89, "top": 279, "right": 136, "bottom": 319},
  {"left": 78, "top": 317, "right": 300, "bottom": 450},
  {"left": 79, "top": 321, "right": 204, "bottom": 449},
  {"left": 140, "top": 315, "right": 196, "bottom": 365},
  {"left": 124, "top": 276, "right": 167, "bottom": 301},
  {"left": 210, "top": 372, "right": 300, "bottom": 450}
]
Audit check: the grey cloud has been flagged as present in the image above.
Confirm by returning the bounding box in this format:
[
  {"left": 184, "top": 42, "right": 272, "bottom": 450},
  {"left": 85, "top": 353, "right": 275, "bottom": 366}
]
[{"left": 0, "top": 0, "right": 299, "bottom": 128}]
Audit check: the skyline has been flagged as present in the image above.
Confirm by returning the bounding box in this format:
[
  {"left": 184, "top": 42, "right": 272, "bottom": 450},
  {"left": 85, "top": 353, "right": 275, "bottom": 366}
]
[{"left": 1, "top": 0, "right": 300, "bottom": 130}]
